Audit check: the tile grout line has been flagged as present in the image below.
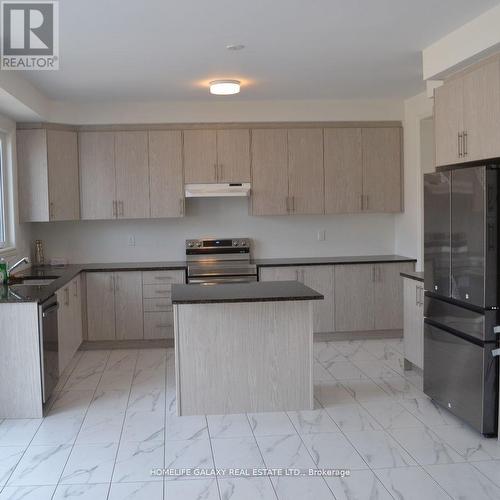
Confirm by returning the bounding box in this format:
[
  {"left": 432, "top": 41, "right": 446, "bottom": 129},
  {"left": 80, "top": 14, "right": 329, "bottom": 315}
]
[
  {"left": 51, "top": 349, "right": 114, "bottom": 500},
  {"left": 105, "top": 349, "right": 141, "bottom": 500},
  {"left": 205, "top": 415, "right": 223, "bottom": 500},
  {"left": 244, "top": 412, "right": 279, "bottom": 500},
  {"left": 284, "top": 407, "right": 339, "bottom": 498}
]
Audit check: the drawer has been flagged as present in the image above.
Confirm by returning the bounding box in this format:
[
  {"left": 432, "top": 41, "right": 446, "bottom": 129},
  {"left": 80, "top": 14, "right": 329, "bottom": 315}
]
[
  {"left": 144, "top": 312, "right": 173, "bottom": 339},
  {"left": 142, "top": 270, "right": 185, "bottom": 285},
  {"left": 144, "top": 298, "right": 172, "bottom": 312},
  {"left": 143, "top": 284, "right": 172, "bottom": 299}
]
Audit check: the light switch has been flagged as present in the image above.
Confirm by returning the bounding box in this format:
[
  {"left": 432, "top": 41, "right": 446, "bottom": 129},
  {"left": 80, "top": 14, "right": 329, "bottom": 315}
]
[
  {"left": 128, "top": 235, "right": 136, "bottom": 246},
  {"left": 317, "top": 230, "right": 326, "bottom": 241}
]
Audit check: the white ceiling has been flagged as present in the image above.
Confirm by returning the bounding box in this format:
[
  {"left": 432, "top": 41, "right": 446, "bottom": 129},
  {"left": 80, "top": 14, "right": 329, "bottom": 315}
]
[{"left": 18, "top": 0, "right": 500, "bottom": 102}]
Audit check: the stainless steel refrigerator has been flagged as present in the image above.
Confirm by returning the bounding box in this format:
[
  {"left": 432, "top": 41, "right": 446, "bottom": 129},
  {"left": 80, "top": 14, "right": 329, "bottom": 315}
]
[{"left": 424, "top": 165, "right": 499, "bottom": 436}]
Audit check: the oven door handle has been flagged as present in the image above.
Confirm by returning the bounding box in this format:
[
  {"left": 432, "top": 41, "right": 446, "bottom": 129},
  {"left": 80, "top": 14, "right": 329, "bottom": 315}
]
[{"left": 188, "top": 276, "right": 258, "bottom": 284}]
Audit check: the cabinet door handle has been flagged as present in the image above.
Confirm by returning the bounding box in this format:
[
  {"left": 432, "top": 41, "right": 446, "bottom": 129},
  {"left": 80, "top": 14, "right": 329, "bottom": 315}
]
[
  {"left": 458, "top": 133, "right": 463, "bottom": 157},
  {"left": 463, "top": 131, "right": 468, "bottom": 157},
  {"left": 112, "top": 200, "right": 116, "bottom": 217},
  {"left": 179, "top": 198, "right": 184, "bottom": 216},
  {"left": 49, "top": 202, "right": 55, "bottom": 220},
  {"left": 119, "top": 201, "right": 124, "bottom": 217},
  {"left": 109, "top": 275, "right": 114, "bottom": 292},
  {"left": 285, "top": 196, "right": 290, "bottom": 213},
  {"left": 65, "top": 287, "right": 70, "bottom": 306},
  {"left": 291, "top": 196, "right": 295, "bottom": 213},
  {"left": 214, "top": 164, "right": 218, "bottom": 180},
  {"left": 219, "top": 164, "right": 223, "bottom": 180},
  {"left": 73, "top": 280, "right": 78, "bottom": 298},
  {"left": 360, "top": 194, "right": 364, "bottom": 211}
]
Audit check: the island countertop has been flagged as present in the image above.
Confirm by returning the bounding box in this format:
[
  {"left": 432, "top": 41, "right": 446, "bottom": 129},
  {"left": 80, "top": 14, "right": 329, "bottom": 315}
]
[{"left": 171, "top": 281, "right": 324, "bottom": 304}]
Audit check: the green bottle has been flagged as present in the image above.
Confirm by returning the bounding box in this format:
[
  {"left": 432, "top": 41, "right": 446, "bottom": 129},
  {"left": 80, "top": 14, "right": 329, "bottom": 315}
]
[{"left": 0, "top": 258, "right": 7, "bottom": 284}]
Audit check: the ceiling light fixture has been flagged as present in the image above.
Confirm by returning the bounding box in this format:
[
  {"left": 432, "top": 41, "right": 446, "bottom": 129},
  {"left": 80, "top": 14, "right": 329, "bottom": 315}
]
[
  {"left": 209, "top": 79, "right": 241, "bottom": 95},
  {"left": 226, "top": 44, "right": 245, "bottom": 51}
]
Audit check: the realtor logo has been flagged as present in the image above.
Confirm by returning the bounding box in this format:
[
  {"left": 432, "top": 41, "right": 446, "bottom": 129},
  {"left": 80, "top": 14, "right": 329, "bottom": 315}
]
[{"left": 1, "top": 1, "right": 59, "bottom": 70}]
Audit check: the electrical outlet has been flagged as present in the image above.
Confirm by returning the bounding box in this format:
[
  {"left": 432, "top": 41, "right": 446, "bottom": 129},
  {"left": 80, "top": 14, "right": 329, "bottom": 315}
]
[
  {"left": 128, "top": 235, "right": 136, "bottom": 247},
  {"left": 317, "top": 230, "right": 326, "bottom": 241}
]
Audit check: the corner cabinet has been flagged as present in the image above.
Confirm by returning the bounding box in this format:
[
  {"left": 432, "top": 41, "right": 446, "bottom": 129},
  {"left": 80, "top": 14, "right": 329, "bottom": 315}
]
[
  {"left": 434, "top": 57, "right": 500, "bottom": 167},
  {"left": 17, "top": 128, "right": 80, "bottom": 222}
]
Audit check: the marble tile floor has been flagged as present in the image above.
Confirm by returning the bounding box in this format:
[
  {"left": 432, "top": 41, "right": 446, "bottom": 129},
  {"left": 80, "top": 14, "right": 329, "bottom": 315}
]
[{"left": 0, "top": 339, "right": 499, "bottom": 499}]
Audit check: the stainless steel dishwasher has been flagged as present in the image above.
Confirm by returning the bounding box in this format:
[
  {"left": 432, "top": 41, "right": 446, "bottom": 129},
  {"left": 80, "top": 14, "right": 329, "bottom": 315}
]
[{"left": 38, "top": 295, "right": 59, "bottom": 403}]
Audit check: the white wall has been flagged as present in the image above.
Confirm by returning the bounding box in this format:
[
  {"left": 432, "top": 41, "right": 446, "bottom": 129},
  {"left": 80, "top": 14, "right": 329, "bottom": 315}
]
[
  {"left": 0, "top": 113, "right": 31, "bottom": 265},
  {"left": 31, "top": 198, "right": 397, "bottom": 263},
  {"left": 395, "top": 92, "right": 434, "bottom": 270}
]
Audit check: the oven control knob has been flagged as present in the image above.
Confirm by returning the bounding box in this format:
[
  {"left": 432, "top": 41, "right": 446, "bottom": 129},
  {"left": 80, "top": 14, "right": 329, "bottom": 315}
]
[
  {"left": 240, "top": 240, "right": 246, "bottom": 247},
  {"left": 187, "top": 242, "right": 194, "bottom": 248},
  {"left": 233, "top": 241, "right": 239, "bottom": 246},
  {"left": 196, "top": 242, "right": 202, "bottom": 248}
]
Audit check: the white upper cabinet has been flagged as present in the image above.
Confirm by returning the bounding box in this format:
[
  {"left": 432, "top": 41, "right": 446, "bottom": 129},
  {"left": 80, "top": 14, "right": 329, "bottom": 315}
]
[{"left": 17, "top": 128, "right": 80, "bottom": 222}]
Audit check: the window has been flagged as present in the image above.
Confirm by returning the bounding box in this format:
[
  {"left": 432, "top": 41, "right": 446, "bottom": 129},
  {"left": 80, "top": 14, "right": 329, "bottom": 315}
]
[{"left": 0, "top": 134, "right": 5, "bottom": 248}]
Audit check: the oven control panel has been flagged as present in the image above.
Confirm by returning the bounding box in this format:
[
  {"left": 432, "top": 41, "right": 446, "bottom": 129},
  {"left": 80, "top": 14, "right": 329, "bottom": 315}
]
[{"left": 186, "top": 238, "right": 251, "bottom": 250}]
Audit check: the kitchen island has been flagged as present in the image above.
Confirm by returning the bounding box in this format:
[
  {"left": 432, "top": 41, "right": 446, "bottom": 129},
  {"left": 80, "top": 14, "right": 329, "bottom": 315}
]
[{"left": 171, "top": 281, "right": 323, "bottom": 416}]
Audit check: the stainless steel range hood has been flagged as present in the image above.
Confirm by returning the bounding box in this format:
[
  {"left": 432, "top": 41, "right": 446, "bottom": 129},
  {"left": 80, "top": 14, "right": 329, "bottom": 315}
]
[{"left": 185, "top": 183, "right": 251, "bottom": 198}]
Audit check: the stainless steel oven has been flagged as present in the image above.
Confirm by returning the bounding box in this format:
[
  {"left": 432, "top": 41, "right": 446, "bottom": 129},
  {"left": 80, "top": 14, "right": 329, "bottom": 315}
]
[
  {"left": 38, "top": 295, "right": 59, "bottom": 403},
  {"left": 186, "top": 238, "right": 258, "bottom": 285}
]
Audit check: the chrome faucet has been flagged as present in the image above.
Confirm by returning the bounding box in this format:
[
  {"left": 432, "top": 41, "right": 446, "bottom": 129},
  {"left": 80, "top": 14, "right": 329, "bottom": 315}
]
[{"left": 8, "top": 257, "right": 29, "bottom": 275}]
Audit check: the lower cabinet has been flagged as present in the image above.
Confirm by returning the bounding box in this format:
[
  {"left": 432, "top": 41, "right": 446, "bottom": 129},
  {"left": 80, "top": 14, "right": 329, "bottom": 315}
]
[
  {"left": 335, "top": 262, "right": 414, "bottom": 332},
  {"left": 142, "top": 270, "right": 185, "bottom": 339},
  {"left": 57, "top": 275, "right": 83, "bottom": 375},
  {"left": 403, "top": 277, "right": 424, "bottom": 369},
  {"left": 86, "top": 269, "right": 185, "bottom": 341},
  {"left": 260, "top": 262, "right": 414, "bottom": 334},
  {"left": 259, "top": 266, "right": 335, "bottom": 333}
]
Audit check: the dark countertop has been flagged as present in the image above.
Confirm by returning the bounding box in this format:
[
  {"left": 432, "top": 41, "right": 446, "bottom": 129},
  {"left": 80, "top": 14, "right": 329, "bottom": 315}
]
[
  {"left": 253, "top": 255, "right": 416, "bottom": 267},
  {"left": 0, "top": 262, "right": 187, "bottom": 304},
  {"left": 400, "top": 270, "right": 424, "bottom": 282},
  {"left": 0, "top": 255, "right": 416, "bottom": 304},
  {"left": 171, "top": 281, "right": 324, "bottom": 304}
]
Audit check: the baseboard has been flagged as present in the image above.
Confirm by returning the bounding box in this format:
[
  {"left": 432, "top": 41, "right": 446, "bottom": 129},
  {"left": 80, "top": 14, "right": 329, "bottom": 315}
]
[
  {"left": 314, "top": 329, "right": 403, "bottom": 341},
  {"left": 80, "top": 339, "right": 173, "bottom": 350}
]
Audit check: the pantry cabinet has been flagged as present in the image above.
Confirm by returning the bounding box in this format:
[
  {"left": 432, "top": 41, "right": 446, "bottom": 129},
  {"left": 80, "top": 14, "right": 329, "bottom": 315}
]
[
  {"left": 57, "top": 275, "right": 83, "bottom": 375},
  {"left": 17, "top": 129, "right": 80, "bottom": 222},
  {"left": 183, "top": 128, "right": 250, "bottom": 184},
  {"left": 403, "top": 277, "right": 424, "bottom": 370},
  {"left": 434, "top": 58, "right": 500, "bottom": 167}
]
